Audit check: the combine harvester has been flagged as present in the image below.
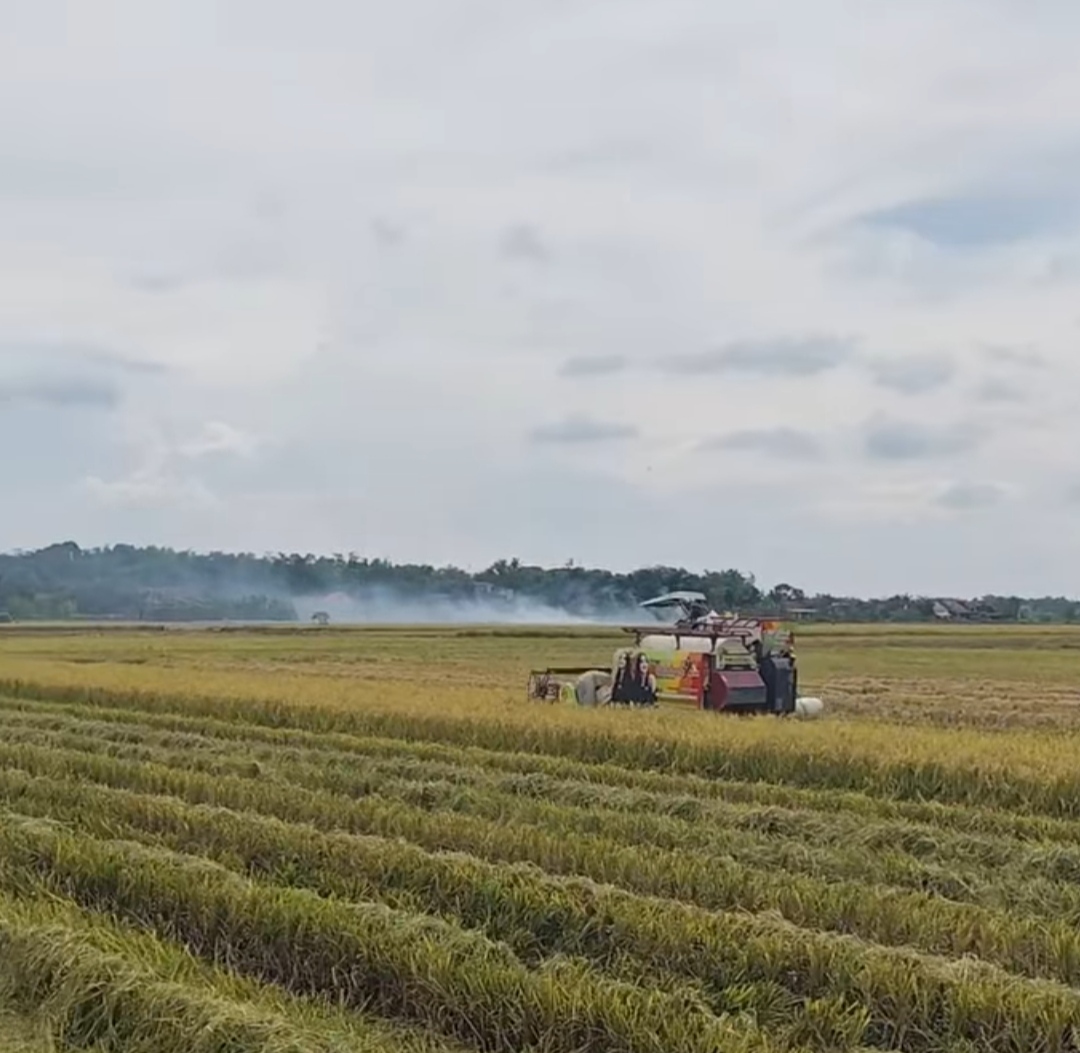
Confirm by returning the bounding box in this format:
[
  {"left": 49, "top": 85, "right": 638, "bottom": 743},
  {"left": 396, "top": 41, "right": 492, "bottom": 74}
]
[{"left": 527, "top": 591, "right": 825, "bottom": 718}]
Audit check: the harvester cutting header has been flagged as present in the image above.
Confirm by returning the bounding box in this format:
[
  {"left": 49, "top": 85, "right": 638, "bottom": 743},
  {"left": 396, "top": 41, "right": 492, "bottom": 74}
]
[{"left": 527, "top": 591, "right": 824, "bottom": 717}]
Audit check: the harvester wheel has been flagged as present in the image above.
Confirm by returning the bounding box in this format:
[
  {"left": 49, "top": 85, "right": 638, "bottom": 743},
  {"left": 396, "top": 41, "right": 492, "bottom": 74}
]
[{"left": 526, "top": 672, "right": 560, "bottom": 703}]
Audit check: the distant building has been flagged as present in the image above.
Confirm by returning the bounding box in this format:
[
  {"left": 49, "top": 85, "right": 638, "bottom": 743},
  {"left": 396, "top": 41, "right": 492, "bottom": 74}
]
[{"left": 932, "top": 599, "right": 1002, "bottom": 622}]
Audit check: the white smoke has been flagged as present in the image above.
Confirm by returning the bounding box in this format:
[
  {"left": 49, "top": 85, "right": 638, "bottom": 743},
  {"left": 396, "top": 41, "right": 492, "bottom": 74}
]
[{"left": 292, "top": 587, "right": 650, "bottom": 626}]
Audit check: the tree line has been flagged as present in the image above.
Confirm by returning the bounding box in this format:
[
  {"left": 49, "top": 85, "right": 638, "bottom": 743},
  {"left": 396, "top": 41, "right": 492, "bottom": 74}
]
[{"left": 0, "top": 542, "right": 1075, "bottom": 623}]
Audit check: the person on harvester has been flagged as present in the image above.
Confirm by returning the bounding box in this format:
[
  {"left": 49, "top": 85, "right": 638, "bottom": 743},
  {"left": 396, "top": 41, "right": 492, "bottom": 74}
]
[
  {"left": 632, "top": 653, "right": 658, "bottom": 706},
  {"left": 611, "top": 651, "right": 633, "bottom": 704}
]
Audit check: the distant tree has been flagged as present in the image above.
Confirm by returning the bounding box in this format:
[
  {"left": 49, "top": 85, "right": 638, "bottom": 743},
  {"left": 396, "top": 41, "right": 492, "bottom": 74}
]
[
  {"left": 0, "top": 541, "right": 1073, "bottom": 624},
  {"left": 769, "top": 583, "right": 805, "bottom": 606}
]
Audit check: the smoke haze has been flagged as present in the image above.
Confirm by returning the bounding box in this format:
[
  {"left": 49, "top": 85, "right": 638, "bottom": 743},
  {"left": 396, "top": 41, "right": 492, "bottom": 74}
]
[{"left": 292, "top": 588, "right": 650, "bottom": 626}]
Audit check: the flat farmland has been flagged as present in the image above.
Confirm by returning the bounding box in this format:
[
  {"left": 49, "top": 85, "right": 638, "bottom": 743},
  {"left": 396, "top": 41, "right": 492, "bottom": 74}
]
[{"left": 2, "top": 622, "right": 1080, "bottom": 1053}]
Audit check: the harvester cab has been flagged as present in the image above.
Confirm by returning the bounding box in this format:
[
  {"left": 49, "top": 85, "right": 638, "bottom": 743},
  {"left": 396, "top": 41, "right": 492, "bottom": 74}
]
[
  {"left": 526, "top": 592, "right": 824, "bottom": 718},
  {"left": 638, "top": 590, "right": 715, "bottom": 628}
]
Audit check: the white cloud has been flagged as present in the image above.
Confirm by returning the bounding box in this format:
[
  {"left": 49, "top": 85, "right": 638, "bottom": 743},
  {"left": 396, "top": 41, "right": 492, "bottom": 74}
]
[
  {"left": 79, "top": 417, "right": 258, "bottom": 512},
  {"left": 3, "top": 0, "right": 1080, "bottom": 595},
  {"left": 81, "top": 472, "right": 216, "bottom": 511},
  {"left": 178, "top": 422, "right": 261, "bottom": 459},
  {"left": 936, "top": 480, "right": 1010, "bottom": 510}
]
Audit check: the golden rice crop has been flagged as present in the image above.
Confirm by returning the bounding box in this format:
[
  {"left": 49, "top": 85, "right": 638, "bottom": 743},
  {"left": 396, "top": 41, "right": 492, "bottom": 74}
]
[
  {"left": 0, "top": 890, "right": 467, "bottom": 1053},
  {"left": 5, "top": 814, "right": 1080, "bottom": 1052},
  {"left": 8, "top": 762, "right": 1080, "bottom": 1011},
  {"left": 7, "top": 690, "right": 1080, "bottom": 846},
  {"left": 0, "top": 816, "right": 787, "bottom": 1053},
  {"left": 4, "top": 737, "right": 1080, "bottom": 994},
  {"left": 4, "top": 622, "right": 1080, "bottom": 1053},
  {"left": 7, "top": 712, "right": 1080, "bottom": 926},
  {"left": 6, "top": 667, "right": 1080, "bottom": 816}
]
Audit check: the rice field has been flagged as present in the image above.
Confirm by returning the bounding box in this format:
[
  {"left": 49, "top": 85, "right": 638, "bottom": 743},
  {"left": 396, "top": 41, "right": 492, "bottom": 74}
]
[{"left": 1, "top": 621, "right": 1080, "bottom": 1052}]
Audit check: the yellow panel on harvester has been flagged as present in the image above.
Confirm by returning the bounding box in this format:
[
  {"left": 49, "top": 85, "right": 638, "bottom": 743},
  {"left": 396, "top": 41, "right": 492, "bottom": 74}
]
[{"left": 638, "top": 634, "right": 710, "bottom": 707}]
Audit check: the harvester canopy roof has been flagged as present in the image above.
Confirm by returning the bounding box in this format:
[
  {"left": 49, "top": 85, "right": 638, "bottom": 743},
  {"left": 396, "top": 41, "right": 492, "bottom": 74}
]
[{"left": 639, "top": 591, "right": 708, "bottom": 609}]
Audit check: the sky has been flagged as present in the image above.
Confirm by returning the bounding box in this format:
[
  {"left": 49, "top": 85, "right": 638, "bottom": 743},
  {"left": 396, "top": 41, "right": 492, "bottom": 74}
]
[{"left": 2, "top": 0, "right": 1080, "bottom": 597}]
